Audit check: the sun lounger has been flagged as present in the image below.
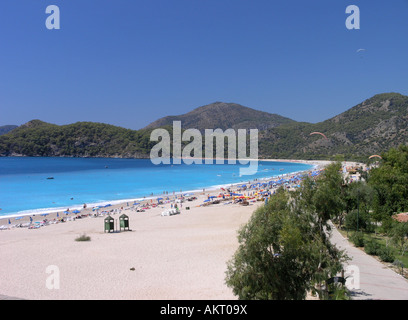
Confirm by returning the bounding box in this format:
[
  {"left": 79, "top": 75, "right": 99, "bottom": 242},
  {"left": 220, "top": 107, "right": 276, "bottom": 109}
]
[{"left": 161, "top": 208, "right": 180, "bottom": 216}]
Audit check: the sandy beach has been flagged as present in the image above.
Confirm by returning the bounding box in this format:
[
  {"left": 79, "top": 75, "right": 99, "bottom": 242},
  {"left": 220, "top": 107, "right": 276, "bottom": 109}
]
[
  {"left": 0, "top": 159, "right": 357, "bottom": 300},
  {"left": 0, "top": 190, "right": 264, "bottom": 299}
]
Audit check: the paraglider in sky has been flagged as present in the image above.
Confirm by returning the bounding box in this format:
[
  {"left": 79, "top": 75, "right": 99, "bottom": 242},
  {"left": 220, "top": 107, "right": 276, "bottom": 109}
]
[
  {"left": 356, "top": 48, "right": 366, "bottom": 59},
  {"left": 369, "top": 155, "right": 382, "bottom": 159},
  {"left": 310, "top": 132, "right": 328, "bottom": 139}
]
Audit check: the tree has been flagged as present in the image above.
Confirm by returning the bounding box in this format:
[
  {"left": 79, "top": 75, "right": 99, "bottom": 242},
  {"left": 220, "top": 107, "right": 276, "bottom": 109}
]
[
  {"left": 390, "top": 221, "right": 408, "bottom": 256},
  {"left": 343, "top": 181, "right": 374, "bottom": 231},
  {"left": 312, "top": 162, "right": 345, "bottom": 234},
  {"left": 343, "top": 181, "right": 373, "bottom": 215},
  {"left": 225, "top": 188, "right": 346, "bottom": 300},
  {"left": 369, "top": 145, "right": 408, "bottom": 221}
]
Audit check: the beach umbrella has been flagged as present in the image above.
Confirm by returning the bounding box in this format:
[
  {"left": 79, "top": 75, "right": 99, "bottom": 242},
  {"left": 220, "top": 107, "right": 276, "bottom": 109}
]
[{"left": 72, "top": 210, "right": 81, "bottom": 213}]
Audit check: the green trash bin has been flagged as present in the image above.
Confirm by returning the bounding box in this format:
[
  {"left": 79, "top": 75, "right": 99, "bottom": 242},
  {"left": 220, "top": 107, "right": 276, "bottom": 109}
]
[
  {"left": 119, "top": 214, "right": 130, "bottom": 231},
  {"left": 104, "top": 215, "right": 115, "bottom": 233}
]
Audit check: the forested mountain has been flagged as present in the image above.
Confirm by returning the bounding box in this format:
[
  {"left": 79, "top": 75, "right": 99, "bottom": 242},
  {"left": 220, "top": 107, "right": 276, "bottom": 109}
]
[
  {"left": 259, "top": 92, "right": 408, "bottom": 160},
  {"left": 1, "top": 92, "right": 407, "bottom": 160},
  {"left": 144, "top": 101, "right": 295, "bottom": 132}
]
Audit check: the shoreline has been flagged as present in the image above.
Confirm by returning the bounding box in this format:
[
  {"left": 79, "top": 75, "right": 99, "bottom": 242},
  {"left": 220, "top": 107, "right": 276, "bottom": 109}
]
[
  {"left": 0, "top": 158, "right": 360, "bottom": 226},
  {"left": 0, "top": 158, "right": 321, "bottom": 221}
]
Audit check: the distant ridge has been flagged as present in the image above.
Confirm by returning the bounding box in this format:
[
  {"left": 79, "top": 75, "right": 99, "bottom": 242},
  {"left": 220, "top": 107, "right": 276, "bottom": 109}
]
[
  {"left": 1, "top": 92, "right": 408, "bottom": 160},
  {"left": 0, "top": 125, "right": 18, "bottom": 136},
  {"left": 143, "top": 101, "right": 295, "bottom": 132}
]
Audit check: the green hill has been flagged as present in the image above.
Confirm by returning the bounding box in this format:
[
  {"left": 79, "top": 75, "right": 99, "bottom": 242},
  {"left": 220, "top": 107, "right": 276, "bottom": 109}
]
[{"left": 0, "top": 120, "right": 156, "bottom": 158}]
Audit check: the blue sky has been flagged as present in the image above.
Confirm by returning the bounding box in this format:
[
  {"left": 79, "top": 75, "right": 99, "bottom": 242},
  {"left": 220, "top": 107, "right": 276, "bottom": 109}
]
[{"left": 1, "top": 0, "right": 407, "bottom": 129}]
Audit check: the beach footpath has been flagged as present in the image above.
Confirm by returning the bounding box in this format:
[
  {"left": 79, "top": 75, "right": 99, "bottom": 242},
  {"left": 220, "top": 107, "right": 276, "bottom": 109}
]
[{"left": 329, "top": 223, "right": 408, "bottom": 300}]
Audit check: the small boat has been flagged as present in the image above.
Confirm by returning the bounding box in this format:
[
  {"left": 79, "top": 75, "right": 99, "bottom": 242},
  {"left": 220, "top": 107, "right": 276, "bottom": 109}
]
[{"left": 46, "top": 177, "right": 54, "bottom": 180}]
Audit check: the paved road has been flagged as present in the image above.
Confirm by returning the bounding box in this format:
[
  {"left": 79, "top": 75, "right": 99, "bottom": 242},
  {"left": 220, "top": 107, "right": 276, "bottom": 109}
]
[{"left": 330, "top": 224, "right": 408, "bottom": 300}]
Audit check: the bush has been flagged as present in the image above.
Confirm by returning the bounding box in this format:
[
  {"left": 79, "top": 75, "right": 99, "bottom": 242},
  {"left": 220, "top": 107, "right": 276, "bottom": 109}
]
[
  {"left": 350, "top": 232, "right": 365, "bottom": 247},
  {"left": 393, "top": 259, "right": 405, "bottom": 275},
  {"left": 379, "top": 247, "right": 395, "bottom": 263},
  {"left": 364, "top": 238, "right": 381, "bottom": 255},
  {"left": 75, "top": 233, "right": 91, "bottom": 241},
  {"left": 330, "top": 286, "right": 351, "bottom": 300}
]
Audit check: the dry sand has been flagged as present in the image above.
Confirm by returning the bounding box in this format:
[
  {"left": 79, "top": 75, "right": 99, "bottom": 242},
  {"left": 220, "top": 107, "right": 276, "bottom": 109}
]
[
  {"left": 0, "top": 188, "right": 263, "bottom": 300},
  {"left": 0, "top": 159, "right": 352, "bottom": 300}
]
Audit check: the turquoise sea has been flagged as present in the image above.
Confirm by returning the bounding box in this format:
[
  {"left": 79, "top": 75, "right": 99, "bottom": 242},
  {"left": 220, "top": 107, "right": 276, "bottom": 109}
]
[{"left": 0, "top": 157, "right": 314, "bottom": 217}]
